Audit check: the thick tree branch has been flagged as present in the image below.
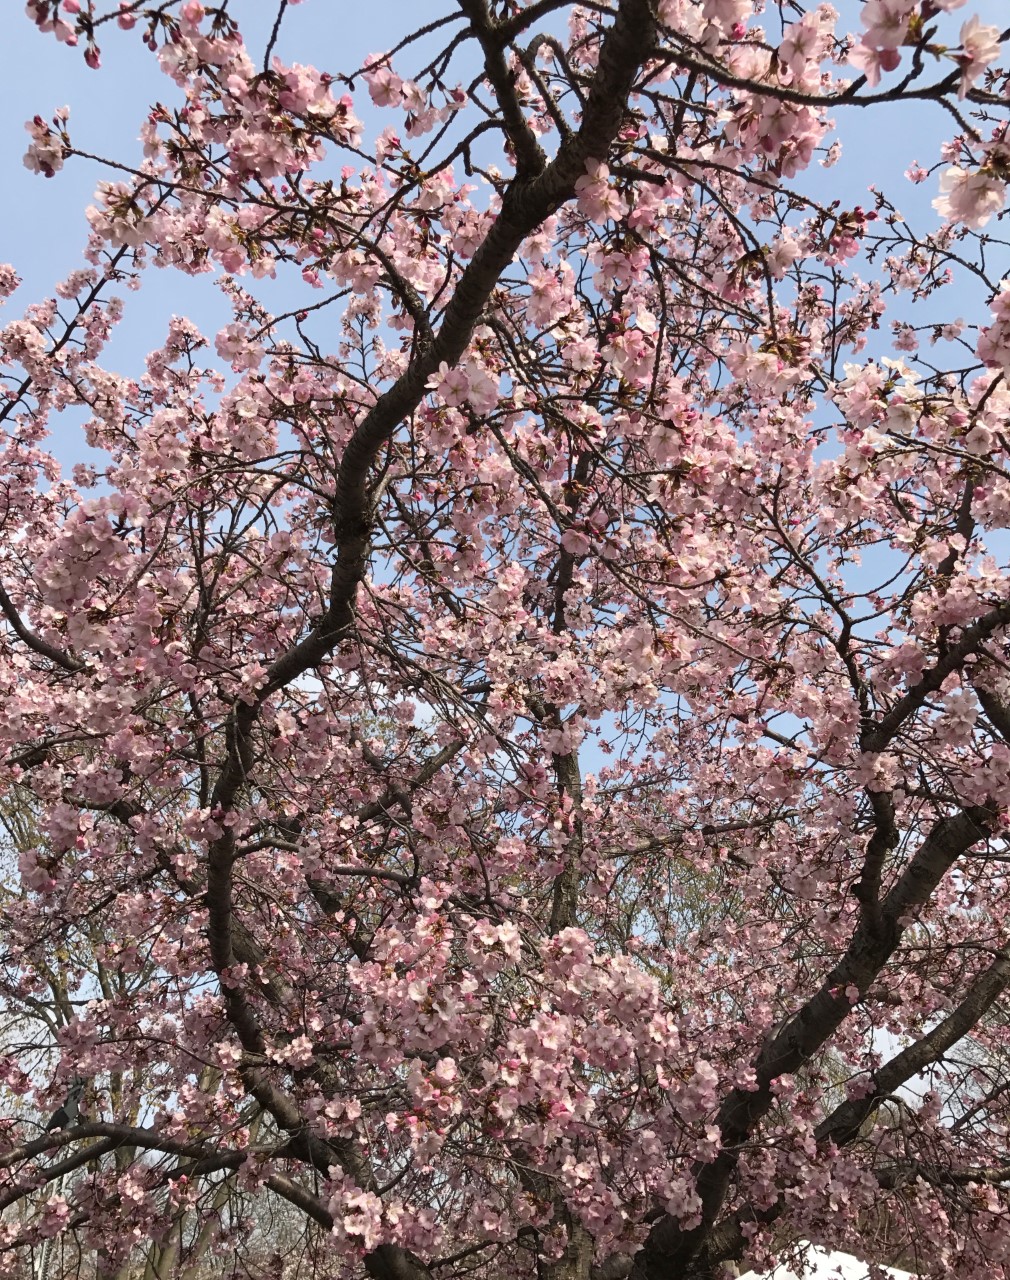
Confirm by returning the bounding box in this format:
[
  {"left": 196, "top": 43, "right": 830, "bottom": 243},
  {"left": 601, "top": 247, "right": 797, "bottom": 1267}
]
[
  {"left": 629, "top": 805, "right": 996, "bottom": 1280},
  {"left": 817, "top": 948, "right": 1010, "bottom": 1148},
  {"left": 0, "top": 582, "right": 84, "bottom": 674},
  {"left": 863, "top": 600, "right": 1010, "bottom": 752}
]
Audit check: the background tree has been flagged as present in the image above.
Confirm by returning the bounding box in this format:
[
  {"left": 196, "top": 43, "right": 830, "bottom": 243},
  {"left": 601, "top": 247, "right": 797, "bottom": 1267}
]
[{"left": 1, "top": 1, "right": 1010, "bottom": 1279}]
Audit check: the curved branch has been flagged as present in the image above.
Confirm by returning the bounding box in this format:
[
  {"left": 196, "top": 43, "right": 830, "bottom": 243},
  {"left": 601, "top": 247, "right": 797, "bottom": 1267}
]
[
  {"left": 0, "top": 582, "right": 84, "bottom": 674},
  {"left": 863, "top": 600, "right": 1010, "bottom": 753}
]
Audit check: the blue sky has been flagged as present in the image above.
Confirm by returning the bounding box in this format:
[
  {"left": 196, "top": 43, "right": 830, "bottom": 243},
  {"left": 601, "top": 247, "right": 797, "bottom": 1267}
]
[
  {"left": 2, "top": 2, "right": 424, "bottom": 375},
  {"left": 1, "top": 1, "right": 1008, "bottom": 435}
]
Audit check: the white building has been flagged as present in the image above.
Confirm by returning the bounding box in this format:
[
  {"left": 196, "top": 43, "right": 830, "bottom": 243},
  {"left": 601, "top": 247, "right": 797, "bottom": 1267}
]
[{"left": 742, "top": 1243, "right": 914, "bottom": 1280}]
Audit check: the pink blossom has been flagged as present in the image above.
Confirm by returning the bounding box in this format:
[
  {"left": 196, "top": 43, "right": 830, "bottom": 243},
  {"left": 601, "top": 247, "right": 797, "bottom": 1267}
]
[
  {"left": 179, "top": 1, "right": 205, "bottom": 28},
  {"left": 932, "top": 165, "right": 1006, "bottom": 227},
  {"left": 957, "top": 16, "right": 1002, "bottom": 98},
  {"left": 337, "top": 1189, "right": 385, "bottom": 1251},
  {"left": 364, "top": 56, "right": 404, "bottom": 108},
  {"left": 38, "top": 1196, "right": 71, "bottom": 1238},
  {"left": 463, "top": 361, "right": 499, "bottom": 415},
  {"left": 574, "top": 160, "right": 628, "bottom": 223},
  {"left": 857, "top": 0, "right": 916, "bottom": 49},
  {"left": 0, "top": 265, "right": 20, "bottom": 300},
  {"left": 848, "top": 40, "right": 901, "bottom": 85},
  {"left": 426, "top": 361, "right": 469, "bottom": 407},
  {"left": 23, "top": 115, "right": 66, "bottom": 177},
  {"left": 51, "top": 18, "right": 77, "bottom": 45},
  {"left": 560, "top": 527, "right": 592, "bottom": 557}
]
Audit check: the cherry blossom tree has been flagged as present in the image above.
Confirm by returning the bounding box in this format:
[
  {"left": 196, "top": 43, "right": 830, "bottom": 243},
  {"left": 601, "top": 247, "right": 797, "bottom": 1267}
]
[{"left": 4, "top": 1, "right": 1010, "bottom": 1277}]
